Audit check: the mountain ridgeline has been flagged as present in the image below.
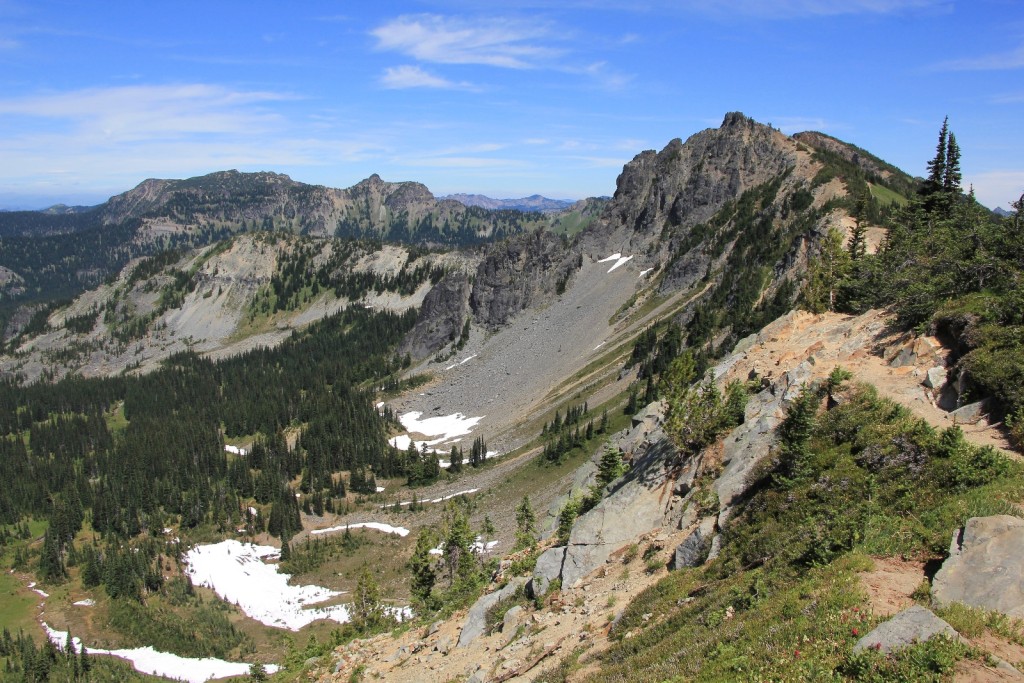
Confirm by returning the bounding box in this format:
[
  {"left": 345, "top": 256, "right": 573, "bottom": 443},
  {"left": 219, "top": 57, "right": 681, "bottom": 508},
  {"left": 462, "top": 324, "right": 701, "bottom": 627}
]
[
  {"left": 0, "top": 171, "right": 555, "bottom": 333},
  {"left": 8, "top": 112, "right": 1024, "bottom": 681}
]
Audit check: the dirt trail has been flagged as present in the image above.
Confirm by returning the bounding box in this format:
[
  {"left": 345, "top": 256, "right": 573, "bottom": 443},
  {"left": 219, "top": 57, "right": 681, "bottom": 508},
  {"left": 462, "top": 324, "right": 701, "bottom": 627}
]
[{"left": 718, "top": 309, "right": 1015, "bottom": 456}]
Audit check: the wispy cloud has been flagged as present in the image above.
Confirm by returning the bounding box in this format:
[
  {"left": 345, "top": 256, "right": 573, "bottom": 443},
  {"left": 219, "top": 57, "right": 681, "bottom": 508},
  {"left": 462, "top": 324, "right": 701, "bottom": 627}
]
[
  {"left": 932, "top": 44, "right": 1024, "bottom": 71},
  {"left": 371, "top": 14, "right": 562, "bottom": 69},
  {"left": 0, "top": 37, "right": 17, "bottom": 49},
  {"left": 572, "top": 61, "right": 633, "bottom": 90},
  {"left": 673, "top": 0, "right": 948, "bottom": 17},
  {"left": 770, "top": 116, "right": 844, "bottom": 134},
  {"left": 991, "top": 91, "right": 1024, "bottom": 104},
  {"left": 380, "top": 65, "right": 474, "bottom": 90},
  {"left": 0, "top": 83, "right": 390, "bottom": 192},
  {"left": 0, "top": 84, "right": 292, "bottom": 139}
]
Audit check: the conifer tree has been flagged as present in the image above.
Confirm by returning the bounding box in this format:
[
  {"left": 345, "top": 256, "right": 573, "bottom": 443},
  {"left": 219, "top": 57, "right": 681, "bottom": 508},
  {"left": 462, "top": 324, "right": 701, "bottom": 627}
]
[
  {"left": 514, "top": 496, "right": 537, "bottom": 551},
  {"left": 943, "top": 132, "right": 962, "bottom": 196},
  {"left": 409, "top": 530, "right": 438, "bottom": 608},
  {"left": 597, "top": 444, "right": 626, "bottom": 488},
  {"left": 352, "top": 565, "right": 384, "bottom": 631},
  {"left": 924, "top": 116, "right": 949, "bottom": 199}
]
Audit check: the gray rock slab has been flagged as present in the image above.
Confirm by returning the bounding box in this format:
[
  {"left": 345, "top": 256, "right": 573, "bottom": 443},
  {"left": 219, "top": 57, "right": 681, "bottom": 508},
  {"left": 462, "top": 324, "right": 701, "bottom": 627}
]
[
  {"left": 458, "top": 576, "right": 528, "bottom": 648},
  {"left": 932, "top": 515, "right": 1024, "bottom": 618},
  {"left": 714, "top": 388, "right": 784, "bottom": 519},
  {"left": 951, "top": 400, "right": 988, "bottom": 424},
  {"left": 672, "top": 516, "right": 716, "bottom": 569},
  {"left": 502, "top": 605, "right": 525, "bottom": 638},
  {"left": 561, "top": 437, "right": 676, "bottom": 587},
  {"left": 528, "top": 546, "right": 566, "bottom": 599},
  {"left": 890, "top": 347, "right": 917, "bottom": 368},
  {"left": 924, "top": 366, "right": 947, "bottom": 390},
  {"left": 853, "top": 605, "right": 958, "bottom": 653}
]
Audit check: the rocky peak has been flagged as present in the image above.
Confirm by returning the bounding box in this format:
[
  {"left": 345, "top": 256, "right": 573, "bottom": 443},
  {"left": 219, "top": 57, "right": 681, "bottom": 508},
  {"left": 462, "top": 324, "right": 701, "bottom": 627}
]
[{"left": 580, "top": 112, "right": 799, "bottom": 261}]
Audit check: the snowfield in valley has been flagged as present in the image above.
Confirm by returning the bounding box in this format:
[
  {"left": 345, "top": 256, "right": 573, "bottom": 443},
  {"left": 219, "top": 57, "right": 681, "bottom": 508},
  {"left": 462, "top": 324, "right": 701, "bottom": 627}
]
[
  {"left": 184, "top": 539, "right": 352, "bottom": 630},
  {"left": 43, "top": 622, "right": 278, "bottom": 683}
]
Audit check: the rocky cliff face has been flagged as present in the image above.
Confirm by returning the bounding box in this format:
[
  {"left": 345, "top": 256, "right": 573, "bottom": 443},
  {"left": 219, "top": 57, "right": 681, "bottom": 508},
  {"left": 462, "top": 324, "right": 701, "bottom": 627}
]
[
  {"left": 99, "top": 170, "right": 551, "bottom": 248},
  {"left": 579, "top": 112, "right": 802, "bottom": 263},
  {"left": 398, "top": 272, "right": 473, "bottom": 360},
  {"left": 469, "top": 230, "right": 580, "bottom": 330}
]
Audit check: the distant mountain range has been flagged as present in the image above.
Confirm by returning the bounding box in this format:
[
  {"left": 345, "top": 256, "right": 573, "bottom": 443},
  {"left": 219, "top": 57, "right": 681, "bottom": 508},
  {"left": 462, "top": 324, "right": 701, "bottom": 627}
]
[{"left": 441, "top": 193, "right": 576, "bottom": 213}]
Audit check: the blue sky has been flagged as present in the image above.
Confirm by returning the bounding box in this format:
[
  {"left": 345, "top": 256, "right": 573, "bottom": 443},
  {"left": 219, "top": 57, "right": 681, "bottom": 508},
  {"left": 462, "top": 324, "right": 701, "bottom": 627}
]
[{"left": 0, "top": 0, "right": 1022, "bottom": 210}]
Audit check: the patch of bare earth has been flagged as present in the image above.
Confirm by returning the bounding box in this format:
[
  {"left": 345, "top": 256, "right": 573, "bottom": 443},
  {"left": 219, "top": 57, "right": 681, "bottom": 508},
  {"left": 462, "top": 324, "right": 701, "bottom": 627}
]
[
  {"left": 316, "top": 527, "right": 693, "bottom": 683},
  {"left": 719, "top": 309, "right": 1016, "bottom": 457},
  {"left": 859, "top": 556, "right": 926, "bottom": 619}
]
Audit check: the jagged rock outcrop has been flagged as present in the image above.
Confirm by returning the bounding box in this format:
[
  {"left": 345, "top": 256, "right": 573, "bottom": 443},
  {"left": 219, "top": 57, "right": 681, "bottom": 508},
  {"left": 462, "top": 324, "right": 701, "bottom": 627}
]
[
  {"left": 932, "top": 515, "right": 1024, "bottom": 617},
  {"left": 528, "top": 547, "right": 566, "bottom": 599},
  {"left": 560, "top": 408, "right": 680, "bottom": 588},
  {"left": 715, "top": 360, "right": 812, "bottom": 524},
  {"left": 469, "top": 230, "right": 580, "bottom": 330},
  {"left": 399, "top": 272, "right": 472, "bottom": 359},
  {"left": 672, "top": 516, "right": 716, "bottom": 569},
  {"left": 96, "top": 170, "right": 549, "bottom": 247},
  {"left": 579, "top": 112, "right": 800, "bottom": 267}
]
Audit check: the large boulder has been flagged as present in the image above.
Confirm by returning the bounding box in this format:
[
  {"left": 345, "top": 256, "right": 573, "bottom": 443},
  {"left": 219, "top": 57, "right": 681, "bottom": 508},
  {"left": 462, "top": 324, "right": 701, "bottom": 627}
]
[
  {"left": 672, "top": 516, "right": 716, "bottom": 569},
  {"left": 528, "top": 546, "right": 566, "bottom": 599},
  {"left": 457, "top": 577, "right": 528, "bottom": 648},
  {"left": 932, "top": 515, "right": 1024, "bottom": 618},
  {"left": 853, "top": 605, "right": 958, "bottom": 654}
]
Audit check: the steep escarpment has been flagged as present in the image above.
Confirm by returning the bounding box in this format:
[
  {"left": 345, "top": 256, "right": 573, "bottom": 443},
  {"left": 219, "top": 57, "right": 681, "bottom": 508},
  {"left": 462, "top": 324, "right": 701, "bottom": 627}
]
[
  {"left": 579, "top": 112, "right": 802, "bottom": 263},
  {"left": 469, "top": 230, "right": 581, "bottom": 330}
]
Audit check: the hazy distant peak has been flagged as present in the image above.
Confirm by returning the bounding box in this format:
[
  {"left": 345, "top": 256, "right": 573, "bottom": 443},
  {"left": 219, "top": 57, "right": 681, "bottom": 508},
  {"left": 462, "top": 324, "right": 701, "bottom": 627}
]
[{"left": 442, "top": 193, "right": 575, "bottom": 214}]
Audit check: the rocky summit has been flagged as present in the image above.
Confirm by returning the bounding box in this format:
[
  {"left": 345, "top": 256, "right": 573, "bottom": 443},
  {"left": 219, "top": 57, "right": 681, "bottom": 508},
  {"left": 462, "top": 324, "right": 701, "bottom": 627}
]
[{"left": 3, "top": 112, "right": 1023, "bottom": 683}]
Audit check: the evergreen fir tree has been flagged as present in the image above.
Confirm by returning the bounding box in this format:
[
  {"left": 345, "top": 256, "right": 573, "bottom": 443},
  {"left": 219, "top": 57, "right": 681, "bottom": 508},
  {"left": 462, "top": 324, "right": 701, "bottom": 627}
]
[
  {"left": 924, "top": 116, "right": 949, "bottom": 199},
  {"left": 597, "top": 445, "right": 626, "bottom": 488},
  {"left": 943, "top": 132, "right": 962, "bottom": 196},
  {"left": 409, "top": 530, "right": 438, "bottom": 609},
  {"left": 514, "top": 496, "right": 537, "bottom": 551}
]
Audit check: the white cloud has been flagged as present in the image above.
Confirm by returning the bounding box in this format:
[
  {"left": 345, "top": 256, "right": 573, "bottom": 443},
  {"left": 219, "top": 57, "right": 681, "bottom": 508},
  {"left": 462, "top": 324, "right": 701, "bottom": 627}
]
[
  {"left": 674, "top": 0, "right": 947, "bottom": 17},
  {"left": 0, "top": 37, "right": 18, "bottom": 49},
  {"left": 0, "top": 84, "right": 390, "bottom": 193},
  {"left": 0, "top": 84, "right": 291, "bottom": 140},
  {"left": 380, "top": 65, "right": 470, "bottom": 89},
  {"left": 371, "top": 14, "right": 562, "bottom": 69}
]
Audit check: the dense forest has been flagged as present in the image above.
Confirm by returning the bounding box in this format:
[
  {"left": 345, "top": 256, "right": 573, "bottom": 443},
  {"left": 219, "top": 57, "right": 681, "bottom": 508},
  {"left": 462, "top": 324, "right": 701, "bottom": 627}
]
[{"left": 0, "top": 299, "right": 434, "bottom": 597}]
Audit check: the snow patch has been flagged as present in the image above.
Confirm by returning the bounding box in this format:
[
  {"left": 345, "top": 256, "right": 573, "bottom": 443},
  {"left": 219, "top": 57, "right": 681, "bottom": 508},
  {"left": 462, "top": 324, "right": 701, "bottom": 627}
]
[
  {"left": 598, "top": 252, "right": 634, "bottom": 272},
  {"left": 608, "top": 255, "right": 633, "bottom": 272},
  {"left": 43, "top": 623, "right": 278, "bottom": 683},
  {"left": 73, "top": 599, "right": 95, "bottom": 607},
  {"left": 184, "top": 540, "right": 352, "bottom": 630},
  {"left": 639, "top": 268, "right": 653, "bottom": 277},
  {"left": 224, "top": 444, "right": 248, "bottom": 456},
  {"left": 383, "top": 488, "right": 480, "bottom": 508},
  {"left": 444, "top": 354, "right": 477, "bottom": 371},
  {"left": 310, "top": 522, "right": 410, "bottom": 538}
]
